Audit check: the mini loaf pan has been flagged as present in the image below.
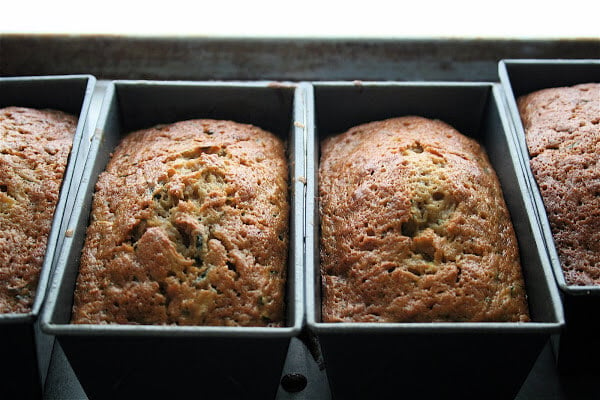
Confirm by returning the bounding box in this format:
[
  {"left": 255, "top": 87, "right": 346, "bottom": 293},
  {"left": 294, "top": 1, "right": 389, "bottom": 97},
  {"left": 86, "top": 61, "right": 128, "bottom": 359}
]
[
  {"left": 41, "top": 80, "right": 306, "bottom": 399},
  {"left": 0, "top": 75, "right": 96, "bottom": 399},
  {"left": 305, "top": 82, "right": 564, "bottom": 400},
  {"left": 499, "top": 59, "right": 600, "bottom": 372}
]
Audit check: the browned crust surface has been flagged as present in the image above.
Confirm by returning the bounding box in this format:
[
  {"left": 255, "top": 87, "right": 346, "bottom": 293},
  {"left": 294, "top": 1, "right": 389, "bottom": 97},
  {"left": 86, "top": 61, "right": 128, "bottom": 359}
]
[
  {"left": 0, "top": 107, "right": 76, "bottom": 313},
  {"left": 319, "top": 116, "right": 530, "bottom": 322},
  {"left": 72, "top": 119, "right": 289, "bottom": 326},
  {"left": 518, "top": 83, "right": 600, "bottom": 286}
]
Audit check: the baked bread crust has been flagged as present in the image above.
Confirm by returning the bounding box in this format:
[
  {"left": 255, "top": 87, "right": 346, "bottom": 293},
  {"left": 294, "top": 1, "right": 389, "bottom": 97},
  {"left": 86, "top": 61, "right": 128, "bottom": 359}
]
[
  {"left": 0, "top": 107, "right": 76, "bottom": 313},
  {"left": 72, "top": 119, "right": 289, "bottom": 326},
  {"left": 518, "top": 83, "right": 600, "bottom": 285},
  {"left": 319, "top": 116, "right": 530, "bottom": 322}
]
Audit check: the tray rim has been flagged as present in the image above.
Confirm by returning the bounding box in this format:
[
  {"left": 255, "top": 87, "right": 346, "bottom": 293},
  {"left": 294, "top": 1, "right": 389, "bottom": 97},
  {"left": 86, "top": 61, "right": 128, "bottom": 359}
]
[
  {"left": 0, "top": 74, "right": 97, "bottom": 322},
  {"left": 498, "top": 58, "right": 600, "bottom": 296},
  {"left": 41, "top": 79, "right": 307, "bottom": 338},
  {"left": 304, "top": 80, "right": 565, "bottom": 333}
]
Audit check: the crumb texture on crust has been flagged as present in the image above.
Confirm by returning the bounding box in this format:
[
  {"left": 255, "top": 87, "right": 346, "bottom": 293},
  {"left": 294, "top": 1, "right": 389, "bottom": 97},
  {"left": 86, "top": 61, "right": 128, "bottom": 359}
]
[
  {"left": 0, "top": 106, "right": 77, "bottom": 313},
  {"left": 71, "top": 119, "right": 289, "bottom": 326},
  {"left": 518, "top": 83, "right": 600, "bottom": 286},
  {"left": 319, "top": 116, "right": 530, "bottom": 322}
]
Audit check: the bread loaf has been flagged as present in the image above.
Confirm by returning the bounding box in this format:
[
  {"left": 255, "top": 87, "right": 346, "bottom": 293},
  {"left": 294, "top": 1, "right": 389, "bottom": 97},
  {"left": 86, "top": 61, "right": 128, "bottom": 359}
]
[
  {"left": 0, "top": 107, "right": 77, "bottom": 313},
  {"left": 518, "top": 83, "right": 600, "bottom": 285},
  {"left": 72, "top": 119, "right": 289, "bottom": 326},
  {"left": 319, "top": 116, "right": 530, "bottom": 322}
]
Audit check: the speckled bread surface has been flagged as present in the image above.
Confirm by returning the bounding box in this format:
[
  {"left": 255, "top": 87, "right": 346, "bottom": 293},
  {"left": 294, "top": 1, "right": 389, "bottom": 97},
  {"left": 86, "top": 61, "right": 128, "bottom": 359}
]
[
  {"left": 319, "top": 116, "right": 530, "bottom": 322},
  {"left": 1, "top": 106, "right": 77, "bottom": 313},
  {"left": 518, "top": 83, "right": 600, "bottom": 286},
  {"left": 71, "top": 119, "right": 289, "bottom": 326}
]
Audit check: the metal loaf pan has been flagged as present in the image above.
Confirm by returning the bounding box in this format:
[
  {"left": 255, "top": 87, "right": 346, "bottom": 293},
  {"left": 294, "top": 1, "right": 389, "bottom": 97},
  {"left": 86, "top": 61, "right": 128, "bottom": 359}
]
[
  {"left": 305, "top": 82, "right": 564, "bottom": 400},
  {"left": 499, "top": 59, "right": 600, "bottom": 373},
  {"left": 0, "top": 75, "right": 96, "bottom": 399},
  {"left": 41, "top": 80, "right": 306, "bottom": 399}
]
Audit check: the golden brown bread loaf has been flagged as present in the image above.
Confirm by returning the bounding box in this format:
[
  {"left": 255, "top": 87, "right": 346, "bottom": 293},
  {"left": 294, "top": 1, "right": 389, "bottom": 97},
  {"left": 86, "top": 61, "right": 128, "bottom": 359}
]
[
  {"left": 72, "top": 119, "right": 289, "bottom": 326},
  {"left": 518, "top": 83, "right": 600, "bottom": 286},
  {"left": 319, "top": 116, "right": 530, "bottom": 322},
  {"left": 0, "top": 106, "right": 77, "bottom": 313}
]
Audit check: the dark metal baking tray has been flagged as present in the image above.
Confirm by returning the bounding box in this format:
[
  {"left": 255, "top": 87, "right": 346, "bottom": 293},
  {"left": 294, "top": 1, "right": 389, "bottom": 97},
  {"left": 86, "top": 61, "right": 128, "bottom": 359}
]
[
  {"left": 305, "top": 81, "right": 564, "bottom": 400},
  {"left": 1, "top": 35, "right": 595, "bottom": 399},
  {"left": 0, "top": 74, "right": 96, "bottom": 399},
  {"left": 498, "top": 59, "right": 600, "bottom": 372},
  {"left": 41, "top": 80, "right": 306, "bottom": 399}
]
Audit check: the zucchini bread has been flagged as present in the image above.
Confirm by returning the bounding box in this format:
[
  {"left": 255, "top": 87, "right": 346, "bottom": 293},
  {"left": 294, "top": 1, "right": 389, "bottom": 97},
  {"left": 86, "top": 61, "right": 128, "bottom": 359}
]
[
  {"left": 0, "top": 107, "right": 77, "bottom": 313},
  {"left": 319, "top": 116, "right": 530, "bottom": 322},
  {"left": 518, "top": 83, "right": 600, "bottom": 285},
  {"left": 72, "top": 119, "right": 289, "bottom": 326}
]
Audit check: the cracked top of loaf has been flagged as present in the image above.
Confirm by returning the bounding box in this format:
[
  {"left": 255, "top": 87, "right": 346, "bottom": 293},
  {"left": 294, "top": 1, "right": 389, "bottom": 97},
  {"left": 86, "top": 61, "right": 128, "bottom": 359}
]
[
  {"left": 319, "top": 116, "right": 530, "bottom": 322},
  {"left": 72, "top": 119, "right": 289, "bottom": 326},
  {"left": 518, "top": 83, "right": 600, "bottom": 286},
  {"left": 1, "top": 107, "right": 76, "bottom": 314}
]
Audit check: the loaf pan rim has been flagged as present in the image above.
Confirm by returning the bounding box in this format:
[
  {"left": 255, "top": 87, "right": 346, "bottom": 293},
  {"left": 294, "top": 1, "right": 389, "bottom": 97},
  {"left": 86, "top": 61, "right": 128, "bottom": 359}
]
[
  {"left": 0, "top": 74, "right": 97, "bottom": 320},
  {"left": 498, "top": 58, "right": 600, "bottom": 296}
]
